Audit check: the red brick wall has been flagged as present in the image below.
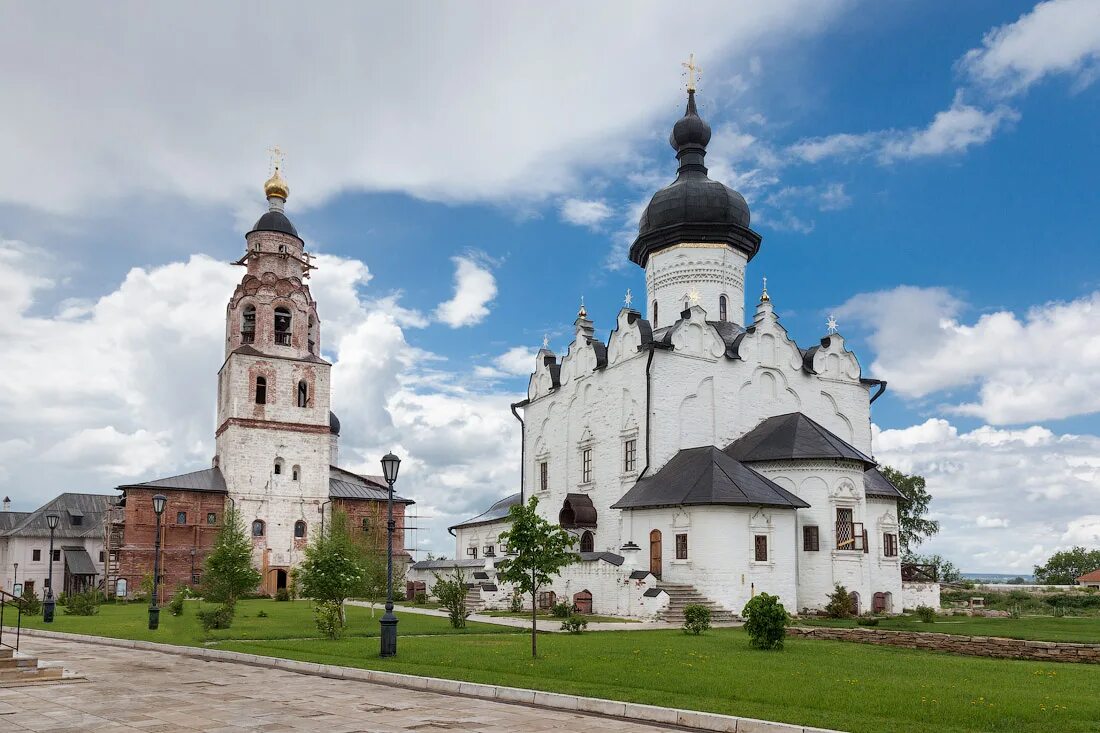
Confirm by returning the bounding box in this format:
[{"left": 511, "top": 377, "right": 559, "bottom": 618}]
[
  {"left": 117, "top": 488, "right": 228, "bottom": 601},
  {"left": 333, "top": 499, "right": 410, "bottom": 560}
]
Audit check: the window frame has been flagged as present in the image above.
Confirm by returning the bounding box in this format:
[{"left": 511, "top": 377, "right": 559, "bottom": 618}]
[
  {"left": 207, "top": 512, "right": 217, "bottom": 525},
  {"left": 675, "top": 533, "right": 688, "bottom": 560},
  {"left": 297, "top": 380, "right": 308, "bottom": 408},
  {"left": 754, "top": 534, "right": 768, "bottom": 562},
  {"left": 623, "top": 439, "right": 637, "bottom": 474},
  {"left": 580, "top": 530, "right": 595, "bottom": 553},
  {"left": 52, "top": 549, "right": 61, "bottom": 562},
  {"left": 803, "top": 525, "right": 820, "bottom": 552},
  {"left": 255, "top": 375, "right": 267, "bottom": 405},
  {"left": 719, "top": 294, "right": 728, "bottom": 322},
  {"left": 539, "top": 460, "right": 548, "bottom": 492},
  {"left": 32, "top": 549, "right": 41, "bottom": 561},
  {"left": 294, "top": 520, "right": 307, "bottom": 539},
  {"left": 883, "top": 532, "right": 898, "bottom": 558},
  {"left": 251, "top": 519, "right": 266, "bottom": 538},
  {"left": 175, "top": 511, "right": 187, "bottom": 525},
  {"left": 581, "top": 448, "right": 592, "bottom": 484}
]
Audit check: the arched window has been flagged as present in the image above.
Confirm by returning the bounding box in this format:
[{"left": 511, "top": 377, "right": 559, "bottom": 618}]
[
  {"left": 274, "top": 458, "right": 283, "bottom": 475},
  {"left": 307, "top": 316, "right": 317, "bottom": 355},
  {"left": 652, "top": 301, "right": 658, "bottom": 328},
  {"left": 291, "top": 465, "right": 300, "bottom": 481},
  {"left": 294, "top": 520, "right": 306, "bottom": 539},
  {"left": 719, "top": 295, "right": 728, "bottom": 322},
  {"left": 255, "top": 376, "right": 267, "bottom": 404},
  {"left": 297, "top": 380, "right": 308, "bottom": 407},
  {"left": 274, "top": 307, "right": 292, "bottom": 345},
  {"left": 251, "top": 520, "right": 265, "bottom": 537},
  {"left": 241, "top": 305, "right": 256, "bottom": 344},
  {"left": 580, "top": 530, "right": 594, "bottom": 553}
]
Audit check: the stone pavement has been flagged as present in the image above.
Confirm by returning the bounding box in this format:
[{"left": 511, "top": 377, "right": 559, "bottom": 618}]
[{"left": 0, "top": 637, "right": 679, "bottom": 732}]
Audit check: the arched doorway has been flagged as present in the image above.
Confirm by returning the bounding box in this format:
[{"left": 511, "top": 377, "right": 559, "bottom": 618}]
[
  {"left": 872, "top": 592, "right": 887, "bottom": 614},
  {"left": 649, "top": 529, "right": 662, "bottom": 578},
  {"left": 276, "top": 569, "right": 288, "bottom": 593},
  {"left": 849, "top": 591, "right": 861, "bottom": 615},
  {"left": 573, "top": 589, "right": 593, "bottom": 614}
]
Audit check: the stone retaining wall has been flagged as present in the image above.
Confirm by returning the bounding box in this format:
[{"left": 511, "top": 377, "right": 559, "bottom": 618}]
[{"left": 788, "top": 626, "right": 1100, "bottom": 664}]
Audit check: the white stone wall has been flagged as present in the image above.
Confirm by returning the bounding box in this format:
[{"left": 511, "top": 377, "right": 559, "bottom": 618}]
[
  {"left": 645, "top": 244, "right": 749, "bottom": 328},
  {"left": 0, "top": 535, "right": 105, "bottom": 596},
  {"left": 902, "top": 582, "right": 942, "bottom": 611},
  {"left": 453, "top": 519, "right": 510, "bottom": 561}
]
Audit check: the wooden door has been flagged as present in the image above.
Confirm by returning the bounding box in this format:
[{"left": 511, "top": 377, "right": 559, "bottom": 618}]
[{"left": 649, "top": 529, "right": 662, "bottom": 578}]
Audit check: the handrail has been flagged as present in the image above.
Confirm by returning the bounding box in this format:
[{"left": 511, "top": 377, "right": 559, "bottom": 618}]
[{"left": 0, "top": 588, "right": 26, "bottom": 652}]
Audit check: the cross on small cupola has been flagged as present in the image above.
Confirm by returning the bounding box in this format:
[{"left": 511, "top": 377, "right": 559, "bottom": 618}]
[
  {"left": 681, "top": 53, "right": 702, "bottom": 93},
  {"left": 826, "top": 315, "right": 839, "bottom": 334}
]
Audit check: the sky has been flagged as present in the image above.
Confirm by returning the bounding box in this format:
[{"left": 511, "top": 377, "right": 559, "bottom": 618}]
[{"left": 1, "top": 0, "right": 1099, "bottom": 573}]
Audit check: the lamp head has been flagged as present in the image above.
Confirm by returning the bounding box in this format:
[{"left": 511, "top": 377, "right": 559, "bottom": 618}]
[
  {"left": 152, "top": 494, "right": 168, "bottom": 516},
  {"left": 380, "top": 452, "right": 401, "bottom": 484},
  {"left": 45, "top": 512, "right": 60, "bottom": 530}
]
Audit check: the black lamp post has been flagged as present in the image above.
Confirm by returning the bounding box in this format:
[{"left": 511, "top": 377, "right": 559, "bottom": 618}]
[
  {"left": 149, "top": 494, "right": 167, "bottom": 630},
  {"left": 43, "top": 512, "right": 59, "bottom": 622},
  {"left": 12, "top": 562, "right": 17, "bottom": 594},
  {"left": 379, "top": 452, "right": 401, "bottom": 657},
  {"left": 190, "top": 547, "right": 197, "bottom": 586}
]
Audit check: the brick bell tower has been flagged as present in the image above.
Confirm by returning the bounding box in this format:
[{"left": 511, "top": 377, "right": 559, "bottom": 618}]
[{"left": 214, "top": 153, "right": 333, "bottom": 592}]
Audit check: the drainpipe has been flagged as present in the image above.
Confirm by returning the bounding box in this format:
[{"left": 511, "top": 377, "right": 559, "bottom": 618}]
[
  {"left": 637, "top": 346, "right": 657, "bottom": 480},
  {"left": 510, "top": 401, "right": 525, "bottom": 505},
  {"left": 319, "top": 499, "right": 331, "bottom": 535},
  {"left": 863, "top": 378, "right": 888, "bottom": 404}
]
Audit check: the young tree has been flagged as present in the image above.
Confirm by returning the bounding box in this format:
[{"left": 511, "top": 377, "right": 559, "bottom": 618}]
[
  {"left": 353, "top": 504, "right": 393, "bottom": 617},
  {"left": 1034, "top": 547, "right": 1100, "bottom": 585},
  {"left": 880, "top": 466, "right": 940, "bottom": 553},
  {"left": 202, "top": 508, "right": 262, "bottom": 615},
  {"left": 296, "top": 510, "right": 366, "bottom": 636},
  {"left": 497, "top": 497, "right": 577, "bottom": 657},
  {"left": 903, "top": 552, "right": 963, "bottom": 583},
  {"left": 431, "top": 566, "right": 470, "bottom": 629}
]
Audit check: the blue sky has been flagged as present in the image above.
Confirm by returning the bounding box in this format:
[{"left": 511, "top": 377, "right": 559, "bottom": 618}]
[{"left": 2, "top": 0, "right": 1099, "bottom": 572}]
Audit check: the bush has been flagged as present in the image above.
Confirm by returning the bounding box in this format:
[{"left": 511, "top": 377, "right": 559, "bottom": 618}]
[
  {"left": 431, "top": 567, "right": 470, "bottom": 629},
  {"left": 550, "top": 601, "right": 572, "bottom": 618},
  {"left": 560, "top": 614, "right": 588, "bottom": 634},
  {"left": 313, "top": 600, "right": 344, "bottom": 639},
  {"left": 509, "top": 590, "right": 523, "bottom": 613},
  {"left": 682, "top": 604, "right": 712, "bottom": 635},
  {"left": 197, "top": 603, "right": 235, "bottom": 631},
  {"left": 824, "top": 584, "right": 853, "bottom": 619},
  {"left": 742, "top": 593, "right": 789, "bottom": 650},
  {"left": 20, "top": 587, "right": 42, "bottom": 615},
  {"left": 274, "top": 588, "right": 291, "bottom": 602},
  {"left": 414, "top": 591, "right": 428, "bottom": 605},
  {"left": 167, "top": 585, "right": 194, "bottom": 616},
  {"left": 256, "top": 609, "right": 268, "bottom": 618},
  {"left": 915, "top": 605, "right": 937, "bottom": 623},
  {"left": 857, "top": 616, "right": 880, "bottom": 627},
  {"left": 63, "top": 589, "right": 102, "bottom": 616}
]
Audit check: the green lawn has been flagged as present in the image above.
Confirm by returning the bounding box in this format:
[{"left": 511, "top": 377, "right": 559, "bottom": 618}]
[
  {"left": 481, "top": 610, "right": 639, "bottom": 623},
  {"left": 799, "top": 614, "right": 1100, "bottom": 643},
  {"left": 20, "top": 599, "right": 519, "bottom": 646}
]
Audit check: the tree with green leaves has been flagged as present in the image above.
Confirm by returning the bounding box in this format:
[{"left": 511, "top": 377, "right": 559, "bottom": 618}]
[
  {"left": 880, "top": 466, "right": 939, "bottom": 553},
  {"left": 903, "top": 552, "right": 962, "bottom": 583},
  {"left": 202, "top": 508, "right": 262, "bottom": 616},
  {"left": 497, "top": 496, "right": 577, "bottom": 657},
  {"left": 1034, "top": 546, "right": 1100, "bottom": 585},
  {"left": 296, "top": 510, "right": 366, "bottom": 636}
]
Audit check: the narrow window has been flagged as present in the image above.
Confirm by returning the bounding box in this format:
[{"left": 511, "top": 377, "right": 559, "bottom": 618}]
[
  {"left": 99, "top": 551, "right": 105, "bottom": 563},
  {"left": 883, "top": 533, "right": 898, "bottom": 557},
  {"left": 278, "top": 244, "right": 287, "bottom": 253},
  {"left": 294, "top": 520, "right": 306, "bottom": 539},
  {"left": 241, "top": 305, "right": 256, "bottom": 344},
  {"left": 580, "top": 530, "right": 595, "bottom": 553},
  {"left": 863, "top": 528, "right": 870, "bottom": 554},
  {"left": 719, "top": 295, "right": 728, "bottom": 322},
  {"left": 255, "top": 376, "right": 267, "bottom": 405},
  {"left": 466, "top": 546, "right": 478, "bottom": 558},
  {"left": 274, "top": 459, "right": 283, "bottom": 475},
  {"left": 53, "top": 549, "right": 61, "bottom": 562},
  {"left": 581, "top": 448, "right": 592, "bottom": 483},
  {"left": 539, "top": 461, "right": 548, "bottom": 491},
  {"left": 484, "top": 544, "right": 496, "bottom": 557},
  {"left": 836, "top": 508, "right": 854, "bottom": 549},
  {"left": 297, "top": 380, "right": 308, "bottom": 408},
  {"left": 623, "top": 439, "right": 637, "bottom": 473},
  {"left": 652, "top": 301, "right": 658, "bottom": 328},
  {"left": 251, "top": 520, "right": 265, "bottom": 537},
  {"left": 361, "top": 517, "right": 371, "bottom": 533},
  {"left": 675, "top": 533, "right": 688, "bottom": 560},
  {"left": 754, "top": 535, "right": 768, "bottom": 562},
  {"left": 291, "top": 465, "right": 300, "bottom": 481},
  {"left": 803, "top": 525, "right": 820, "bottom": 552},
  {"left": 207, "top": 512, "right": 217, "bottom": 525},
  {"left": 274, "top": 307, "right": 292, "bottom": 345},
  {"left": 32, "top": 549, "right": 41, "bottom": 561},
  {"left": 176, "top": 511, "right": 187, "bottom": 525}
]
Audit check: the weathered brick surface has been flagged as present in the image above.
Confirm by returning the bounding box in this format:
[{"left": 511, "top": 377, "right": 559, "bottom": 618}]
[{"left": 787, "top": 625, "right": 1100, "bottom": 663}]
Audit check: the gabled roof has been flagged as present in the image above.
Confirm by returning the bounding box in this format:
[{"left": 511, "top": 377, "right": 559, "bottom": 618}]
[
  {"left": 119, "top": 467, "right": 227, "bottom": 494},
  {"left": 864, "top": 467, "right": 906, "bottom": 500},
  {"left": 0, "top": 511, "right": 30, "bottom": 532},
  {"left": 329, "top": 466, "right": 414, "bottom": 504},
  {"left": 449, "top": 492, "right": 521, "bottom": 532},
  {"left": 1077, "top": 569, "right": 1100, "bottom": 583},
  {"left": 724, "top": 412, "right": 876, "bottom": 468},
  {"left": 611, "top": 446, "right": 809, "bottom": 510},
  {"left": 3, "top": 493, "right": 115, "bottom": 539}
]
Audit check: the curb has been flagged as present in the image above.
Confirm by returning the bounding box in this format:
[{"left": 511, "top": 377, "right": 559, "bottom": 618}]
[{"left": 13, "top": 627, "right": 842, "bottom": 733}]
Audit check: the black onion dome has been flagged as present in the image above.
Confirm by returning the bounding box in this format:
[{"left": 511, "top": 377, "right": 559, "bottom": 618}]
[
  {"left": 629, "top": 89, "right": 761, "bottom": 268},
  {"left": 250, "top": 210, "right": 300, "bottom": 239},
  {"left": 328, "top": 411, "right": 341, "bottom": 436}
]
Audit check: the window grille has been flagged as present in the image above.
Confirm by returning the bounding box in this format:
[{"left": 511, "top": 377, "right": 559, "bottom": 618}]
[
  {"left": 803, "top": 525, "right": 819, "bottom": 551},
  {"left": 754, "top": 535, "right": 768, "bottom": 562},
  {"left": 675, "top": 533, "right": 688, "bottom": 559}
]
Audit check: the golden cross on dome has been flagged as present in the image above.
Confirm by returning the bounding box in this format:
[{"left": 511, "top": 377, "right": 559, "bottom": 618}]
[
  {"left": 688, "top": 286, "right": 701, "bottom": 305},
  {"left": 267, "top": 145, "right": 285, "bottom": 175},
  {"left": 682, "top": 53, "right": 701, "bottom": 92}
]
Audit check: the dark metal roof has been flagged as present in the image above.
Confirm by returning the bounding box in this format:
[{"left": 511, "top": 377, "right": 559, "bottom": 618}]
[
  {"left": 3, "top": 493, "right": 115, "bottom": 539},
  {"left": 249, "top": 210, "right": 300, "bottom": 239},
  {"left": 864, "top": 468, "right": 906, "bottom": 500},
  {"left": 62, "top": 546, "right": 98, "bottom": 575},
  {"left": 643, "top": 588, "right": 666, "bottom": 598},
  {"left": 409, "top": 558, "right": 485, "bottom": 570},
  {"left": 724, "top": 412, "right": 876, "bottom": 469},
  {"left": 577, "top": 551, "right": 624, "bottom": 566},
  {"left": 0, "top": 511, "right": 30, "bottom": 531},
  {"left": 612, "top": 446, "right": 809, "bottom": 510},
  {"left": 120, "top": 467, "right": 227, "bottom": 494},
  {"left": 629, "top": 570, "right": 650, "bottom": 580},
  {"left": 329, "top": 411, "right": 341, "bottom": 436},
  {"left": 329, "top": 466, "right": 413, "bottom": 503},
  {"left": 589, "top": 338, "right": 608, "bottom": 370},
  {"left": 559, "top": 493, "right": 597, "bottom": 529},
  {"left": 449, "top": 492, "right": 521, "bottom": 532}
]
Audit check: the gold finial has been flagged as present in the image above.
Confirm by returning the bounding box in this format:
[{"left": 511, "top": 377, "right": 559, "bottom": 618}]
[
  {"left": 264, "top": 145, "right": 289, "bottom": 201},
  {"left": 688, "top": 286, "right": 701, "bottom": 305},
  {"left": 682, "top": 53, "right": 702, "bottom": 93},
  {"left": 761, "top": 276, "right": 770, "bottom": 303},
  {"left": 578, "top": 296, "right": 587, "bottom": 319}
]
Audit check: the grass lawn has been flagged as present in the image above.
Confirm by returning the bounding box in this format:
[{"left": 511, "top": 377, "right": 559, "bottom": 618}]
[
  {"left": 220, "top": 628, "right": 1100, "bottom": 733},
  {"left": 798, "top": 614, "right": 1100, "bottom": 644},
  {"left": 481, "top": 610, "right": 639, "bottom": 623},
  {"left": 20, "top": 599, "right": 520, "bottom": 646}
]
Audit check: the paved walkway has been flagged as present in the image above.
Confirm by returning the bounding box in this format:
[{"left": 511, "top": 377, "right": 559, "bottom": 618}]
[{"left": 0, "top": 637, "right": 677, "bottom": 732}]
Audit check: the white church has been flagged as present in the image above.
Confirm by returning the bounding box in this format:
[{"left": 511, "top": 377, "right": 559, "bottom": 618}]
[{"left": 410, "top": 81, "right": 919, "bottom": 620}]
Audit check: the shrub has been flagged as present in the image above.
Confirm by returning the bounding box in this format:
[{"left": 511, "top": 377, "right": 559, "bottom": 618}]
[
  {"left": 742, "top": 593, "right": 789, "bottom": 650},
  {"left": 509, "top": 589, "right": 523, "bottom": 613},
  {"left": 1053, "top": 604, "right": 1066, "bottom": 618},
  {"left": 431, "top": 567, "right": 470, "bottom": 629},
  {"left": 20, "top": 587, "right": 42, "bottom": 615},
  {"left": 682, "top": 604, "right": 712, "bottom": 635},
  {"left": 414, "top": 591, "right": 428, "bottom": 605},
  {"left": 197, "top": 603, "right": 235, "bottom": 631},
  {"left": 560, "top": 614, "right": 588, "bottom": 634},
  {"left": 274, "top": 588, "right": 291, "bottom": 602},
  {"left": 857, "top": 616, "right": 880, "bottom": 627},
  {"left": 167, "top": 585, "right": 194, "bottom": 616},
  {"left": 824, "top": 584, "right": 853, "bottom": 619},
  {"left": 313, "top": 600, "right": 344, "bottom": 639},
  {"left": 550, "top": 601, "right": 572, "bottom": 618},
  {"left": 256, "top": 609, "right": 268, "bottom": 618},
  {"left": 63, "top": 589, "right": 102, "bottom": 616},
  {"left": 915, "top": 605, "right": 937, "bottom": 623}
]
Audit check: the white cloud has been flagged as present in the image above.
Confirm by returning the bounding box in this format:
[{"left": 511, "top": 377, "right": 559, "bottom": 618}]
[
  {"left": 560, "top": 199, "right": 613, "bottom": 229},
  {"left": 960, "top": 0, "right": 1100, "bottom": 96},
  {"left": 0, "top": 2, "right": 851, "bottom": 216},
  {"left": 836, "top": 286, "right": 1100, "bottom": 424},
  {"left": 434, "top": 255, "right": 497, "bottom": 328},
  {"left": 494, "top": 346, "right": 538, "bottom": 376},
  {"left": 873, "top": 419, "right": 1100, "bottom": 572}
]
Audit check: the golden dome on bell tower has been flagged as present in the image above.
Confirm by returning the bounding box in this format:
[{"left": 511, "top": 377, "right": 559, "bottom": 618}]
[{"left": 264, "top": 146, "right": 289, "bottom": 201}]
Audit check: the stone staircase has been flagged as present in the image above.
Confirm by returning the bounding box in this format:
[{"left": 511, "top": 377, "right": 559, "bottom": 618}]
[
  {"left": 464, "top": 586, "right": 485, "bottom": 613},
  {"left": 657, "top": 582, "right": 738, "bottom": 624},
  {"left": 0, "top": 648, "right": 63, "bottom": 687}
]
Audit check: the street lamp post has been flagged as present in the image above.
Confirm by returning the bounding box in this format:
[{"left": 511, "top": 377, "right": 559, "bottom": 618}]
[
  {"left": 149, "top": 494, "right": 167, "bottom": 630},
  {"left": 379, "top": 452, "right": 401, "bottom": 657},
  {"left": 43, "top": 512, "right": 59, "bottom": 622},
  {"left": 12, "top": 562, "right": 17, "bottom": 594},
  {"left": 190, "top": 547, "right": 197, "bottom": 586}
]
